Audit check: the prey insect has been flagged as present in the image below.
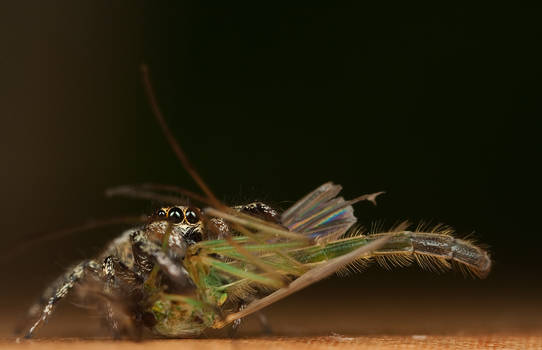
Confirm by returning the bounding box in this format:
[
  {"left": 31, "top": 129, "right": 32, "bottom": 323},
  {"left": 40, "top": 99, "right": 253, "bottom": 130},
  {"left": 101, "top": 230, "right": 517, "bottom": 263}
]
[{"left": 18, "top": 66, "right": 491, "bottom": 339}]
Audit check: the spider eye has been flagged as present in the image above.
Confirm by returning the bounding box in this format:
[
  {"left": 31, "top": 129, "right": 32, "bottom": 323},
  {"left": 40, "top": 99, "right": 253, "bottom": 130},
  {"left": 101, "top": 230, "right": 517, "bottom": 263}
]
[
  {"left": 156, "top": 209, "right": 167, "bottom": 218},
  {"left": 168, "top": 207, "right": 184, "bottom": 223},
  {"left": 185, "top": 209, "right": 199, "bottom": 224}
]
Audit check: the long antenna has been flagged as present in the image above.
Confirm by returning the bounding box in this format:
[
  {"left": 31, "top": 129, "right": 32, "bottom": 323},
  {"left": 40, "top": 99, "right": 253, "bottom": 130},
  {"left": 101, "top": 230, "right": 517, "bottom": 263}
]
[
  {"left": 1, "top": 215, "right": 146, "bottom": 263},
  {"left": 140, "top": 64, "right": 220, "bottom": 207}
]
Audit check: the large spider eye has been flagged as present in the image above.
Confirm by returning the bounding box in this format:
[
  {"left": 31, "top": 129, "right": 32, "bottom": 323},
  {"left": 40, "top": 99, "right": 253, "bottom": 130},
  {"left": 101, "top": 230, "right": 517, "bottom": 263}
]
[
  {"left": 185, "top": 209, "right": 199, "bottom": 224},
  {"left": 155, "top": 209, "right": 167, "bottom": 219},
  {"left": 168, "top": 207, "right": 184, "bottom": 223}
]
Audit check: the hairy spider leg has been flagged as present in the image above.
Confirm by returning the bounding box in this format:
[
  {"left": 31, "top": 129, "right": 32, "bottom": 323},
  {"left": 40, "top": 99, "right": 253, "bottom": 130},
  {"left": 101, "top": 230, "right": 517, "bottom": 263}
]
[
  {"left": 100, "top": 256, "right": 143, "bottom": 339},
  {"left": 23, "top": 260, "right": 101, "bottom": 338},
  {"left": 130, "top": 229, "right": 192, "bottom": 289},
  {"left": 22, "top": 256, "right": 138, "bottom": 339}
]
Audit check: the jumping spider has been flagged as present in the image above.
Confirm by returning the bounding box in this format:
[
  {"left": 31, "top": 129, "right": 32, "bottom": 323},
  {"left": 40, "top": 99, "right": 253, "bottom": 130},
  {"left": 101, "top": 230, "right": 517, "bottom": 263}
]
[{"left": 22, "top": 201, "right": 282, "bottom": 338}]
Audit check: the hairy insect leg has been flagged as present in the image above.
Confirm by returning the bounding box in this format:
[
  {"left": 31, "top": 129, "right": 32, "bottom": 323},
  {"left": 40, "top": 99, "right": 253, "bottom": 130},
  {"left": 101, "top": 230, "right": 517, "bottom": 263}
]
[{"left": 21, "top": 260, "right": 101, "bottom": 338}]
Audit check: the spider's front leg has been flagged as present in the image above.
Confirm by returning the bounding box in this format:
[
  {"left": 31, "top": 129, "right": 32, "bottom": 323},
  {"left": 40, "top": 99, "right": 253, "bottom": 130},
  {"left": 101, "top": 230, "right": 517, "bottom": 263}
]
[
  {"left": 130, "top": 230, "right": 192, "bottom": 289},
  {"left": 21, "top": 259, "right": 101, "bottom": 338}
]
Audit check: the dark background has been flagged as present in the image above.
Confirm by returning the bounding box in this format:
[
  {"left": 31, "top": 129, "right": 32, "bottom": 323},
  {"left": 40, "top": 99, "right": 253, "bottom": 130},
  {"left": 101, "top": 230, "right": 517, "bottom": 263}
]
[{"left": 1, "top": 2, "right": 541, "bottom": 336}]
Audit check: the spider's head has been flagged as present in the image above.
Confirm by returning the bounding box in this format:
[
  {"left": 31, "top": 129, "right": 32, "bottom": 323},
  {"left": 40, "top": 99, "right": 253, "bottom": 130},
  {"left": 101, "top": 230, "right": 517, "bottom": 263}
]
[{"left": 147, "top": 206, "right": 204, "bottom": 247}]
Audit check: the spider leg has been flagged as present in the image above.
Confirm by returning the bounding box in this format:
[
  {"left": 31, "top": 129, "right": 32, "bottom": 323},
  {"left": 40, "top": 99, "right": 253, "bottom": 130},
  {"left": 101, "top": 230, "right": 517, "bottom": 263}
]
[
  {"left": 257, "top": 311, "right": 272, "bottom": 335},
  {"left": 130, "top": 230, "right": 192, "bottom": 289},
  {"left": 228, "top": 304, "right": 246, "bottom": 337},
  {"left": 22, "top": 260, "right": 101, "bottom": 338},
  {"left": 100, "top": 256, "right": 142, "bottom": 339},
  {"left": 228, "top": 304, "right": 271, "bottom": 337},
  {"left": 235, "top": 202, "right": 281, "bottom": 224}
]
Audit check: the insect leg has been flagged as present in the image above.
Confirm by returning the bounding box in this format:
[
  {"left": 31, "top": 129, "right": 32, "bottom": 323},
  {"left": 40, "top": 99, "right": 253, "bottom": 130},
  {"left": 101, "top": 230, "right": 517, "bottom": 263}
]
[{"left": 22, "top": 260, "right": 101, "bottom": 338}]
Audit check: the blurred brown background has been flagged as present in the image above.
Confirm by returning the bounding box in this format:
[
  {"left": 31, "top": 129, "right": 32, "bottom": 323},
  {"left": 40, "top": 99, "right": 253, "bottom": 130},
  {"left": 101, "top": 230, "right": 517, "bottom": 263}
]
[{"left": 0, "top": 1, "right": 541, "bottom": 340}]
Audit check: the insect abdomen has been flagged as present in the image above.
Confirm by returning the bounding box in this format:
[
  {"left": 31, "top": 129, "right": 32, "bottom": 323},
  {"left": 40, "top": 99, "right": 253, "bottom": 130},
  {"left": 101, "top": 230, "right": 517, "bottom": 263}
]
[
  {"left": 297, "top": 230, "right": 491, "bottom": 278},
  {"left": 366, "top": 232, "right": 491, "bottom": 277}
]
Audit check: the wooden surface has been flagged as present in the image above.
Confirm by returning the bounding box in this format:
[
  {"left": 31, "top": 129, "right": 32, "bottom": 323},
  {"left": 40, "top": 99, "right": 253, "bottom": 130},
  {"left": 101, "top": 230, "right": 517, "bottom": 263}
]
[
  {"left": 2, "top": 335, "right": 542, "bottom": 350},
  {"left": 2, "top": 273, "right": 541, "bottom": 349}
]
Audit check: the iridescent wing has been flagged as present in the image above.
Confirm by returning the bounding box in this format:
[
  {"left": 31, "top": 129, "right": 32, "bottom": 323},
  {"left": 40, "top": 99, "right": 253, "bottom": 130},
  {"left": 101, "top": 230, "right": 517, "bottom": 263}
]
[{"left": 281, "top": 182, "right": 384, "bottom": 242}]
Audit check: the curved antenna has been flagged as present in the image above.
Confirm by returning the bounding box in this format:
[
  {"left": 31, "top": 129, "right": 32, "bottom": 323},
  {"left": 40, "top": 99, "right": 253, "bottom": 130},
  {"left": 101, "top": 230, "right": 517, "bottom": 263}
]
[
  {"left": 140, "top": 64, "right": 220, "bottom": 208},
  {"left": 131, "top": 183, "right": 212, "bottom": 206},
  {"left": 1, "top": 215, "right": 147, "bottom": 262},
  {"left": 106, "top": 185, "right": 188, "bottom": 205},
  {"left": 139, "top": 66, "right": 296, "bottom": 287},
  {"left": 8, "top": 67, "right": 224, "bottom": 262}
]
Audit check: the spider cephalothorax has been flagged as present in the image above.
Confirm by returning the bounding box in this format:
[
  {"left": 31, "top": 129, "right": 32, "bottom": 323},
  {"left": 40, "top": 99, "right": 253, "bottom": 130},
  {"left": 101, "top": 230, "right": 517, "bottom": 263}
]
[{"left": 146, "top": 206, "right": 205, "bottom": 250}]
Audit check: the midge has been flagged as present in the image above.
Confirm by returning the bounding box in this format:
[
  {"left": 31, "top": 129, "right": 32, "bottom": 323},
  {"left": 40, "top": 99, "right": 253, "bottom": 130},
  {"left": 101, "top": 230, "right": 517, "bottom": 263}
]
[{"left": 19, "top": 66, "right": 491, "bottom": 339}]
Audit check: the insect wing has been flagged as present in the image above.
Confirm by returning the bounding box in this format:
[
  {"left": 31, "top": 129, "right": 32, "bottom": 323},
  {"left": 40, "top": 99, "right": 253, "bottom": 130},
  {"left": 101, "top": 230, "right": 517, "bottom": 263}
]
[
  {"left": 280, "top": 182, "right": 357, "bottom": 240},
  {"left": 281, "top": 182, "right": 385, "bottom": 242}
]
